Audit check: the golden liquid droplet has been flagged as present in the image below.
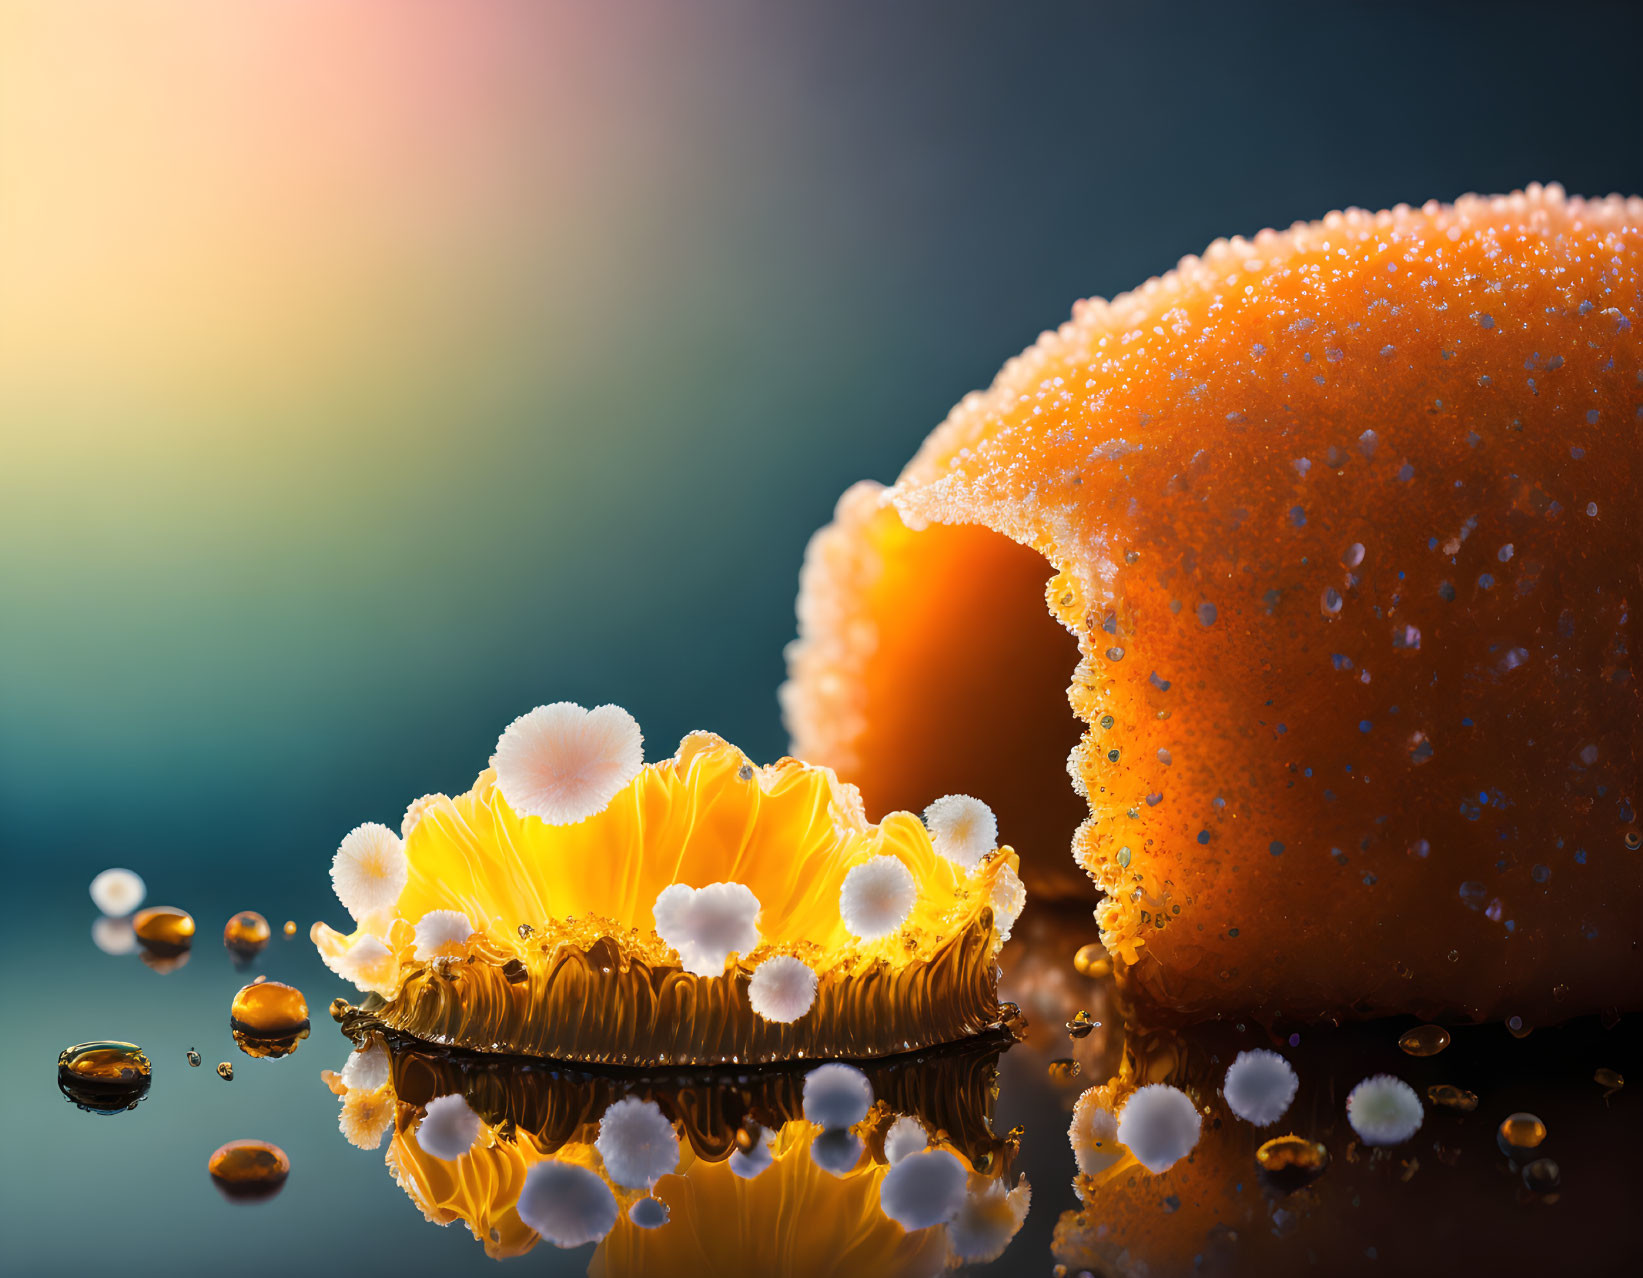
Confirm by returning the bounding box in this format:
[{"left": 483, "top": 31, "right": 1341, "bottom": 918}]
[
  {"left": 1596, "top": 1067, "right": 1624, "bottom": 1096},
  {"left": 1398, "top": 1024, "right": 1451, "bottom": 1056},
  {"left": 329, "top": 997, "right": 352, "bottom": 1022},
  {"left": 1256, "top": 1134, "right": 1330, "bottom": 1191},
  {"left": 1066, "top": 1010, "right": 1098, "bottom": 1039},
  {"left": 132, "top": 906, "right": 195, "bottom": 955},
  {"left": 1073, "top": 943, "right": 1112, "bottom": 979},
  {"left": 1426, "top": 1083, "right": 1478, "bottom": 1112},
  {"left": 58, "top": 1042, "right": 153, "bottom": 1113},
  {"left": 283, "top": 920, "right": 297, "bottom": 937},
  {"left": 223, "top": 911, "right": 271, "bottom": 958},
  {"left": 1497, "top": 1112, "right": 1547, "bottom": 1155},
  {"left": 186, "top": 1049, "right": 201, "bottom": 1067},
  {"left": 230, "top": 980, "right": 311, "bottom": 1059},
  {"left": 216, "top": 1062, "right": 234, "bottom": 1080},
  {"left": 208, "top": 1140, "right": 290, "bottom": 1201},
  {"left": 1521, "top": 1157, "right": 1560, "bottom": 1193},
  {"left": 1047, "top": 1058, "right": 1081, "bottom": 1083},
  {"left": 734, "top": 1123, "right": 761, "bottom": 1154}
]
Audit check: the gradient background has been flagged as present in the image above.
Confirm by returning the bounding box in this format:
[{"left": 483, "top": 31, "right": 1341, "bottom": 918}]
[{"left": 3, "top": 2, "right": 1641, "bottom": 1274}]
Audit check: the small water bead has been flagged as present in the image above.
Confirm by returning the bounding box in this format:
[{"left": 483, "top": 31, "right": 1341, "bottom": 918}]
[
  {"left": 1073, "top": 943, "right": 1111, "bottom": 979},
  {"left": 217, "top": 1062, "right": 235, "bottom": 1081},
  {"left": 282, "top": 920, "right": 297, "bottom": 937},
  {"left": 1342, "top": 542, "right": 1366, "bottom": 568},
  {"left": 1625, "top": 830, "right": 1641, "bottom": 851},
  {"left": 187, "top": 1048, "right": 201, "bottom": 1067},
  {"left": 1066, "top": 1010, "right": 1098, "bottom": 1039},
  {"left": 1398, "top": 1024, "right": 1451, "bottom": 1057},
  {"left": 1426, "top": 1084, "right": 1478, "bottom": 1112},
  {"left": 1106, "top": 647, "right": 1126, "bottom": 662},
  {"left": 1497, "top": 1112, "right": 1547, "bottom": 1157},
  {"left": 1506, "top": 1016, "right": 1532, "bottom": 1039},
  {"left": 1255, "top": 1135, "right": 1329, "bottom": 1193},
  {"left": 1521, "top": 1158, "right": 1561, "bottom": 1194},
  {"left": 223, "top": 910, "right": 271, "bottom": 958},
  {"left": 132, "top": 906, "right": 195, "bottom": 955},
  {"left": 208, "top": 1140, "right": 290, "bottom": 1202},
  {"left": 58, "top": 1042, "right": 152, "bottom": 1113}
]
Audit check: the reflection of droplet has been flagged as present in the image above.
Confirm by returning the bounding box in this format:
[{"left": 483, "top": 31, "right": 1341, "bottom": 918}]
[
  {"left": 139, "top": 948, "right": 191, "bottom": 974},
  {"left": 209, "top": 1140, "right": 290, "bottom": 1202},
  {"left": 1497, "top": 1112, "right": 1547, "bottom": 1157},
  {"left": 1256, "top": 1134, "right": 1329, "bottom": 1192},
  {"left": 217, "top": 1062, "right": 235, "bottom": 1081},
  {"left": 1426, "top": 1084, "right": 1478, "bottom": 1112},
  {"left": 187, "top": 1048, "right": 201, "bottom": 1067},
  {"left": 1047, "top": 1058, "right": 1081, "bottom": 1084},
  {"left": 58, "top": 1042, "right": 152, "bottom": 1114},
  {"left": 1398, "top": 1025, "right": 1451, "bottom": 1056},
  {"left": 1521, "top": 1157, "right": 1561, "bottom": 1194},
  {"left": 223, "top": 911, "right": 271, "bottom": 958},
  {"left": 1073, "top": 943, "right": 1111, "bottom": 979},
  {"left": 132, "top": 906, "right": 195, "bottom": 955},
  {"left": 230, "top": 981, "right": 311, "bottom": 1059},
  {"left": 1066, "top": 1010, "right": 1098, "bottom": 1039}
]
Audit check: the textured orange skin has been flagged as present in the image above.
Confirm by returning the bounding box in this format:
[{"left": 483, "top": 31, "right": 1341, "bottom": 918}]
[{"left": 787, "top": 187, "right": 1641, "bottom": 1026}]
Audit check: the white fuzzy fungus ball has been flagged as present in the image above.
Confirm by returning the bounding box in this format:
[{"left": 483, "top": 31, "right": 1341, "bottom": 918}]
[
  {"left": 839, "top": 857, "right": 917, "bottom": 941},
  {"left": 400, "top": 793, "right": 447, "bottom": 839},
  {"left": 417, "top": 1093, "right": 483, "bottom": 1161},
  {"left": 1115, "top": 1084, "right": 1202, "bottom": 1174},
  {"left": 728, "top": 1136, "right": 774, "bottom": 1180},
  {"left": 1222, "top": 1049, "right": 1299, "bottom": 1126},
  {"left": 492, "top": 702, "right": 643, "bottom": 825},
  {"left": 331, "top": 822, "right": 408, "bottom": 920},
  {"left": 1068, "top": 1089, "right": 1122, "bottom": 1176},
  {"left": 747, "top": 955, "right": 818, "bottom": 1022},
  {"left": 809, "top": 1128, "right": 863, "bottom": 1177},
  {"left": 516, "top": 1159, "right": 618, "bottom": 1248},
  {"left": 946, "top": 1177, "right": 1032, "bottom": 1264},
  {"left": 989, "top": 864, "right": 1026, "bottom": 941},
  {"left": 879, "top": 1148, "right": 968, "bottom": 1231},
  {"left": 412, "top": 909, "right": 475, "bottom": 961},
  {"left": 882, "top": 1115, "right": 928, "bottom": 1165},
  {"left": 89, "top": 868, "right": 146, "bottom": 918},
  {"left": 340, "top": 1041, "right": 391, "bottom": 1093},
  {"left": 1346, "top": 1074, "right": 1424, "bottom": 1145},
  {"left": 923, "top": 795, "right": 998, "bottom": 869},
  {"left": 595, "top": 1097, "right": 680, "bottom": 1188},
  {"left": 628, "top": 1195, "right": 669, "bottom": 1229},
  {"left": 803, "top": 1063, "right": 873, "bottom": 1129},
  {"left": 652, "top": 881, "right": 762, "bottom": 977}
]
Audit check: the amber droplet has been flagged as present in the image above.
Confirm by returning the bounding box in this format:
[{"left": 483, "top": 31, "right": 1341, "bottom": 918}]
[
  {"left": 1596, "top": 1067, "right": 1624, "bottom": 1099},
  {"left": 734, "top": 1123, "right": 762, "bottom": 1154},
  {"left": 223, "top": 911, "right": 271, "bottom": 958},
  {"left": 230, "top": 980, "right": 311, "bottom": 1059},
  {"left": 1427, "top": 1083, "right": 1478, "bottom": 1112},
  {"left": 216, "top": 1062, "right": 234, "bottom": 1080},
  {"left": 208, "top": 1140, "right": 290, "bottom": 1202},
  {"left": 1497, "top": 1112, "right": 1547, "bottom": 1157},
  {"left": 1255, "top": 1134, "right": 1329, "bottom": 1192},
  {"left": 517, "top": 923, "right": 535, "bottom": 940},
  {"left": 132, "top": 906, "right": 196, "bottom": 955},
  {"left": 1073, "top": 943, "right": 1112, "bottom": 979},
  {"left": 187, "top": 1048, "right": 201, "bottom": 1067},
  {"left": 1066, "top": 1010, "right": 1098, "bottom": 1039},
  {"left": 1047, "top": 1058, "right": 1081, "bottom": 1084},
  {"left": 1398, "top": 1024, "right": 1451, "bottom": 1056},
  {"left": 1521, "top": 1157, "right": 1560, "bottom": 1193},
  {"left": 329, "top": 997, "right": 351, "bottom": 1022},
  {"left": 282, "top": 920, "right": 297, "bottom": 937},
  {"left": 502, "top": 958, "right": 529, "bottom": 985},
  {"left": 58, "top": 1042, "right": 152, "bottom": 1113}
]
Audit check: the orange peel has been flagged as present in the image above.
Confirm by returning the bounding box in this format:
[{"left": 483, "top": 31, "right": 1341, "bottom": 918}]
[
  {"left": 786, "top": 185, "right": 1642, "bottom": 1026},
  {"left": 313, "top": 709, "right": 1023, "bottom": 1064}
]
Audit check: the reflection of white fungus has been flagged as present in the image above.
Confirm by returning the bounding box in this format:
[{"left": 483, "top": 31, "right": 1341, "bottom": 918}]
[
  {"left": 810, "top": 1128, "right": 863, "bottom": 1176},
  {"left": 516, "top": 1159, "right": 619, "bottom": 1248},
  {"left": 331, "top": 823, "right": 408, "bottom": 919},
  {"left": 748, "top": 954, "right": 818, "bottom": 1022},
  {"left": 595, "top": 1097, "right": 680, "bottom": 1188},
  {"left": 1346, "top": 1074, "right": 1423, "bottom": 1145},
  {"left": 418, "top": 1094, "right": 483, "bottom": 1161},
  {"left": 1116, "top": 1084, "right": 1202, "bottom": 1173},
  {"left": 341, "top": 1041, "right": 391, "bottom": 1093},
  {"left": 946, "top": 1176, "right": 1032, "bottom": 1264},
  {"left": 90, "top": 868, "right": 146, "bottom": 917},
  {"left": 91, "top": 915, "right": 137, "bottom": 955},
  {"left": 1222, "top": 1049, "right": 1299, "bottom": 1126},
  {"left": 1068, "top": 1089, "right": 1122, "bottom": 1175},
  {"left": 400, "top": 793, "right": 446, "bottom": 839},
  {"left": 412, "top": 909, "right": 475, "bottom": 960},
  {"left": 652, "top": 882, "right": 762, "bottom": 977},
  {"left": 839, "top": 857, "right": 917, "bottom": 940},
  {"left": 923, "top": 795, "right": 997, "bottom": 869},
  {"left": 879, "top": 1148, "right": 967, "bottom": 1230},
  {"left": 492, "top": 702, "right": 643, "bottom": 825},
  {"left": 728, "top": 1133, "right": 774, "bottom": 1180},
  {"left": 803, "top": 1062, "right": 873, "bottom": 1129},
  {"left": 628, "top": 1196, "right": 669, "bottom": 1229},
  {"left": 989, "top": 864, "right": 1026, "bottom": 942},
  {"left": 883, "top": 1115, "right": 928, "bottom": 1165}
]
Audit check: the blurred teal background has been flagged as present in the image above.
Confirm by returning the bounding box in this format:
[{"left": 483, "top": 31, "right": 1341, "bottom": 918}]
[{"left": 3, "top": 1, "right": 1642, "bottom": 1273}]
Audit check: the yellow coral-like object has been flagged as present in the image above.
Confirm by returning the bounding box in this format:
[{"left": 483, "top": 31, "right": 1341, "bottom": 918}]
[{"left": 314, "top": 722, "right": 1023, "bottom": 1064}]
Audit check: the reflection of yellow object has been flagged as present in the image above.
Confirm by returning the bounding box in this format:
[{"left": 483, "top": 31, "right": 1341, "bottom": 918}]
[
  {"left": 314, "top": 729, "right": 1022, "bottom": 1064},
  {"left": 325, "top": 1027, "right": 1028, "bottom": 1276}
]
